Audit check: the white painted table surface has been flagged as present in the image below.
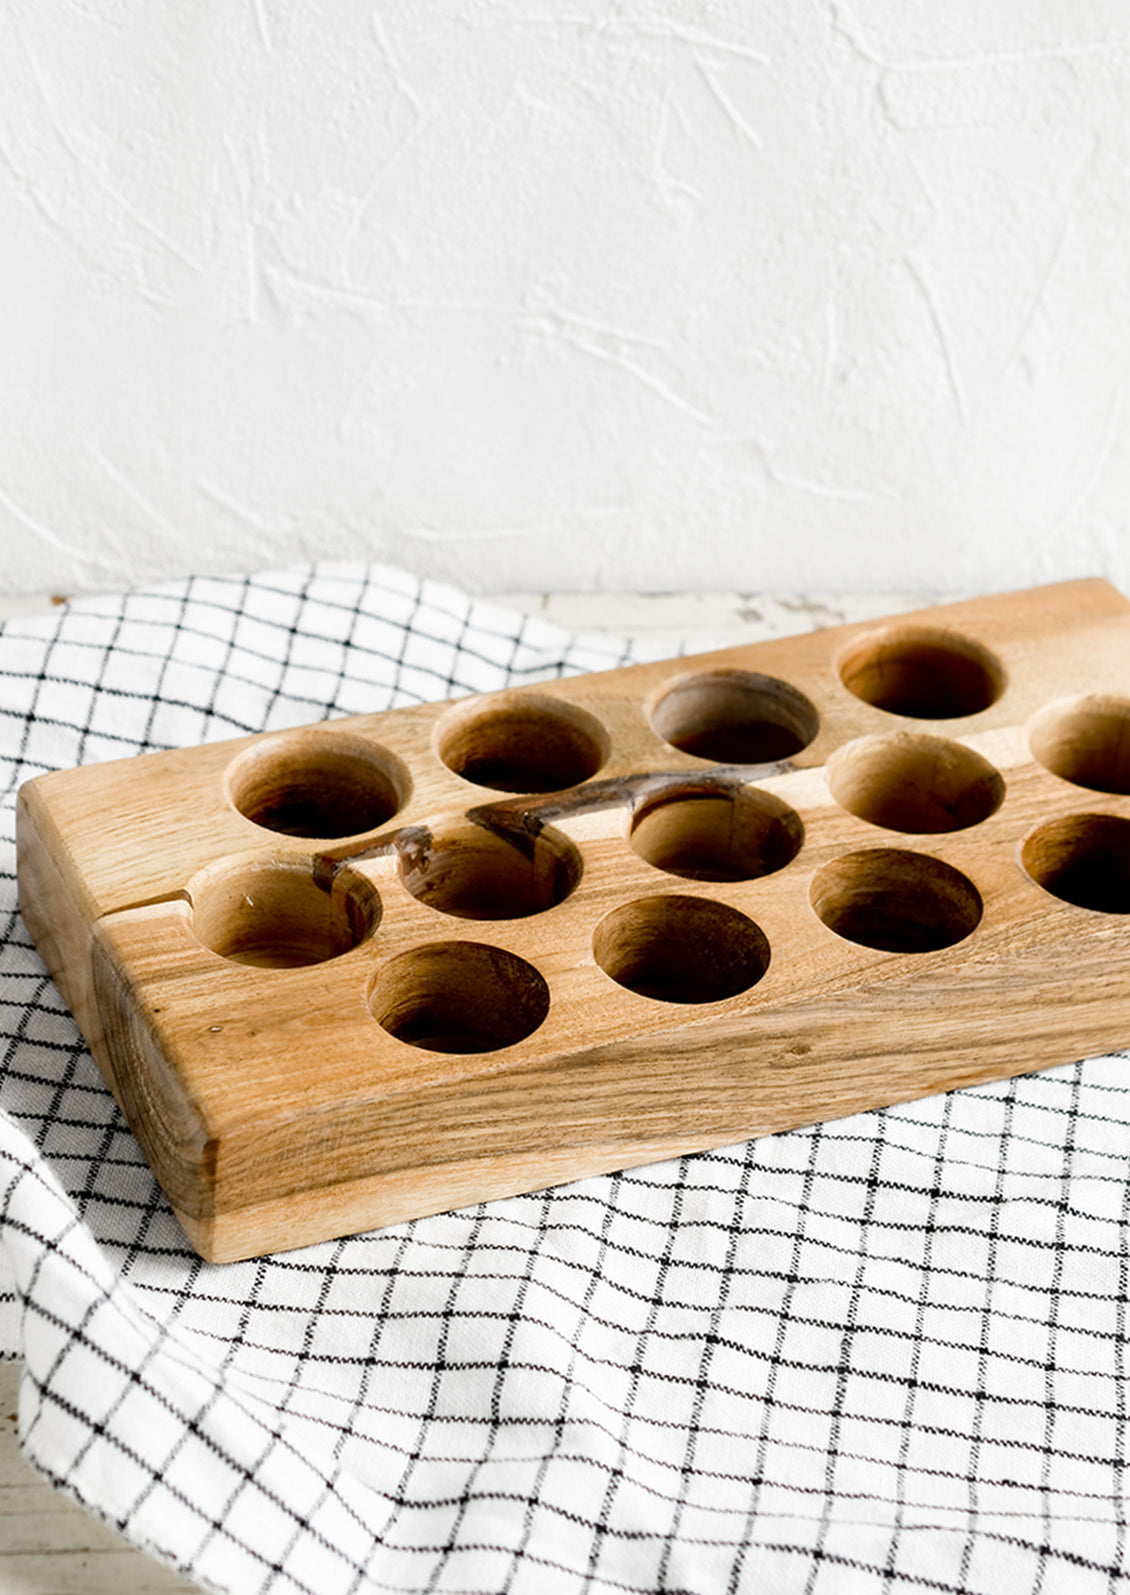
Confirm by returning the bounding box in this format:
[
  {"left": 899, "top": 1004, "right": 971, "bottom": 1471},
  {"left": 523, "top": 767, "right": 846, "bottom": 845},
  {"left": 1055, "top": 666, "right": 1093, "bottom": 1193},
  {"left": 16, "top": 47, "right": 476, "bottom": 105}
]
[{"left": 0, "top": 585, "right": 935, "bottom": 1595}]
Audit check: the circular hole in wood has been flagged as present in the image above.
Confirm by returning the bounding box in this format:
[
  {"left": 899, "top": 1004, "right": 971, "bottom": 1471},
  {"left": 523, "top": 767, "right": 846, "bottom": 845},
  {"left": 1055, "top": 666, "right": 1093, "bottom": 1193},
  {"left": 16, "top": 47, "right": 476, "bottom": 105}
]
[
  {"left": 1028, "top": 696, "right": 1130, "bottom": 794},
  {"left": 436, "top": 694, "right": 608, "bottom": 793},
  {"left": 630, "top": 784, "right": 804, "bottom": 882},
  {"left": 1021, "top": 813, "right": 1130, "bottom": 913},
  {"left": 398, "top": 821, "right": 581, "bottom": 920},
  {"left": 649, "top": 670, "right": 819, "bottom": 763},
  {"left": 190, "top": 858, "right": 380, "bottom": 968},
  {"left": 837, "top": 626, "right": 1003, "bottom": 720},
  {"left": 826, "top": 733, "right": 1005, "bottom": 834},
  {"left": 810, "top": 849, "right": 982, "bottom": 953},
  {"left": 593, "top": 895, "right": 770, "bottom": 1004},
  {"left": 370, "top": 942, "right": 550, "bottom": 1053},
  {"left": 227, "top": 731, "right": 408, "bottom": 839}
]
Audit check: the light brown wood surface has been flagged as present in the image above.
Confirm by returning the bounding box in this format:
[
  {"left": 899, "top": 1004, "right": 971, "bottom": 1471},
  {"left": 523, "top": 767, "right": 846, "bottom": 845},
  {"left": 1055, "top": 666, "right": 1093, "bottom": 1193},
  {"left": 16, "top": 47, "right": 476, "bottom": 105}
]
[{"left": 18, "top": 579, "right": 1130, "bottom": 1262}]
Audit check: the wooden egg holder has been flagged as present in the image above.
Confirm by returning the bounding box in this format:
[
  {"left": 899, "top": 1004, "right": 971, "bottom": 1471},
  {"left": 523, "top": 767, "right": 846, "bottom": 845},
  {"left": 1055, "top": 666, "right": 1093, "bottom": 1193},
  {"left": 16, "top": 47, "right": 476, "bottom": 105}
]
[{"left": 17, "top": 580, "right": 1130, "bottom": 1262}]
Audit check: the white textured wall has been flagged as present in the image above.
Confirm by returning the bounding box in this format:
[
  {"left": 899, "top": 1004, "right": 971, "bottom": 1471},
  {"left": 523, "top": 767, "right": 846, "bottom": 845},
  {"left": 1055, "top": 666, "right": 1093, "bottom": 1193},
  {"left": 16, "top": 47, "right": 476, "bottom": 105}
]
[{"left": 2, "top": 2, "right": 1130, "bottom": 597}]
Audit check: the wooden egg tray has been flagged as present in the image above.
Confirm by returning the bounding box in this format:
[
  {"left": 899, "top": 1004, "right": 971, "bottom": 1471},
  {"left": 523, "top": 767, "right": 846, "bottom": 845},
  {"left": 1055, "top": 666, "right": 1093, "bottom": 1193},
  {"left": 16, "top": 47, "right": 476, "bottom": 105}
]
[{"left": 17, "top": 579, "right": 1130, "bottom": 1262}]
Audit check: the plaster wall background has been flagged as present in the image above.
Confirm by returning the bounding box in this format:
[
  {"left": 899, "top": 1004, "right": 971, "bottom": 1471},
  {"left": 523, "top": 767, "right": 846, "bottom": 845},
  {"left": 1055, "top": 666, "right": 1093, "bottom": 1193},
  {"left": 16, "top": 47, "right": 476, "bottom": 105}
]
[{"left": 2, "top": 1, "right": 1129, "bottom": 597}]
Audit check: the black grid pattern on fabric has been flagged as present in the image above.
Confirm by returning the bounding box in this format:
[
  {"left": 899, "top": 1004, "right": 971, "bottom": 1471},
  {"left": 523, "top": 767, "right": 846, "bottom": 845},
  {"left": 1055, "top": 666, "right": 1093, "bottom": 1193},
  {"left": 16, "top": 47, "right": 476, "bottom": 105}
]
[{"left": 0, "top": 562, "right": 1129, "bottom": 1595}]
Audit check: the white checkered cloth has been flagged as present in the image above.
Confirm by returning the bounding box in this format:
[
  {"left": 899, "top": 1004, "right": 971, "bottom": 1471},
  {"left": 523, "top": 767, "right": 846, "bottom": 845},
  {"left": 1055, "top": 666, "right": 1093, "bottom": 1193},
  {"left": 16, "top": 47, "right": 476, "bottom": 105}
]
[{"left": 1, "top": 563, "right": 1128, "bottom": 1595}]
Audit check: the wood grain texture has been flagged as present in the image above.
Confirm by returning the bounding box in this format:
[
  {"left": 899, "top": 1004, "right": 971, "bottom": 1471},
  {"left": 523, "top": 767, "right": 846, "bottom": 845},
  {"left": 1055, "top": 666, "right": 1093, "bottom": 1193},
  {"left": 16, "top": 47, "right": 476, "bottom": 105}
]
[{"left": 17, "top": 579, "right": 1130, "bottom": 1261}]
